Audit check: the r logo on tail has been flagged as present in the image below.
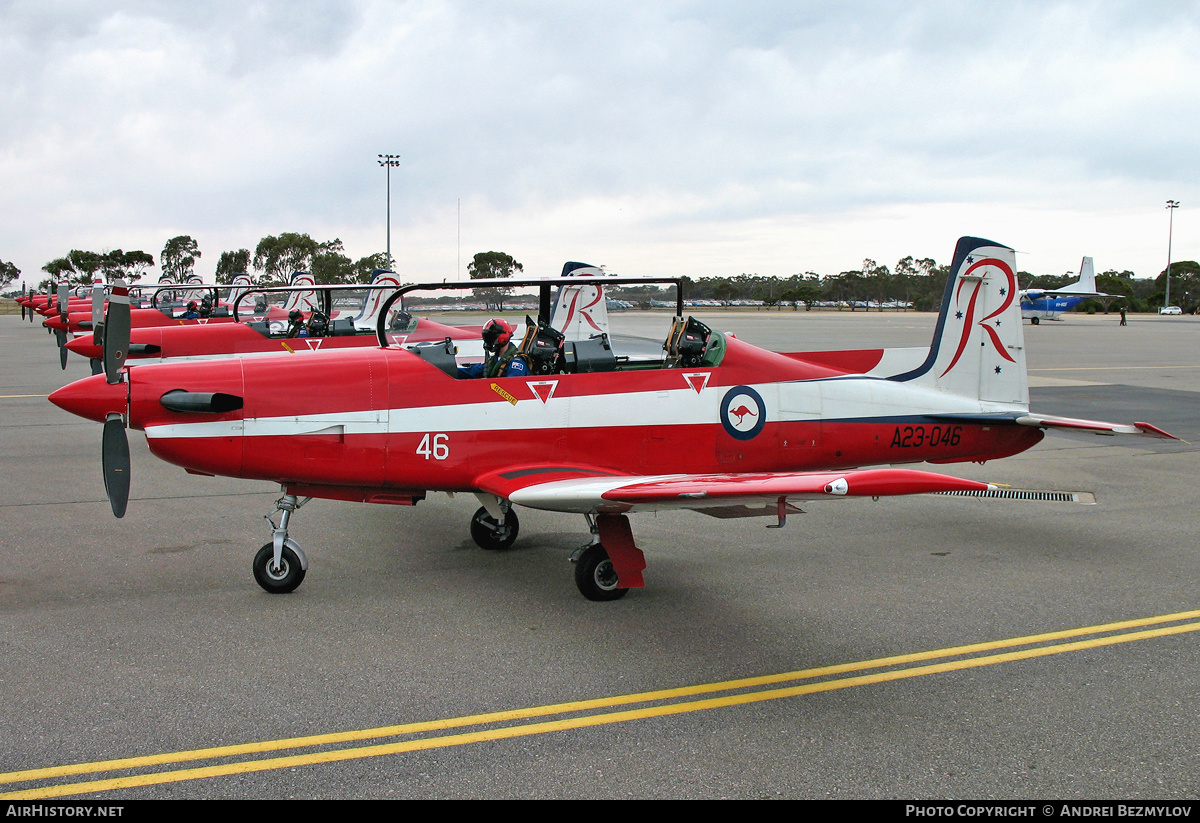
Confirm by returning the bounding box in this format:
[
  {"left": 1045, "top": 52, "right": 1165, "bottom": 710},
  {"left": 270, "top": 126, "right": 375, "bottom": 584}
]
[{"left": 889, "top": 237, "right": 1028, "bottom": 405}]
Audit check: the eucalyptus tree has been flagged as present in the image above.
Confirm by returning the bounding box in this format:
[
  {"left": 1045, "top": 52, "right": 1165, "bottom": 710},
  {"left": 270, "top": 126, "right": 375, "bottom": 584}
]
[
  {"left": 0, "top": 258, "right": 19, "bottom": 289},
  {"left": 215, "top": 249, "right": 251, "bottom": 284},
  {"left": 252, "top": 233, "right": 343, "bottom": 283},
  {"left": 468, "top": 251, "right": 523, "bottom": 310},
  {"left": 161, "top": 236, "right": 201, "bottom": 282},
  {"left": 101, "top": 249, "right": 155, "bottom": 283}
]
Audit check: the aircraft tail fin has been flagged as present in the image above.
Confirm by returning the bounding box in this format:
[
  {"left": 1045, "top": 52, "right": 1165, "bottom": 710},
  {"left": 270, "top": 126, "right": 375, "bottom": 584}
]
[
  {"left": 182, "top": 274, "right": 207, "bottom": 304},
  {"left": 1054, "top": 256, "right": 1104, "bottom": 296},
  {"left": 889, "top": 237, "right": 1027, "bottom": 406},
  {"left": 550, "top": 262, "right": 610, "bottom": 341},
  {"left": 225, "top": 274, "right": 252, "bottom": 307},
  {"left": 1078, "top": 256, "right": 1096, "bottom": 291},
  {"left": 282, "top": 272, "right": 317, "bottom": 312},
  {"left": 354, "top": 270, "right": 402, "bottom": 329}
]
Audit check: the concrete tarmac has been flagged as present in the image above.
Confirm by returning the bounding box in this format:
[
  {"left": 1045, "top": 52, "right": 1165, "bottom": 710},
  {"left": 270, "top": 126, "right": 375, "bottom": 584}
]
[{"left": 1, "top": 310, "right": 1197, "bottom": 799}]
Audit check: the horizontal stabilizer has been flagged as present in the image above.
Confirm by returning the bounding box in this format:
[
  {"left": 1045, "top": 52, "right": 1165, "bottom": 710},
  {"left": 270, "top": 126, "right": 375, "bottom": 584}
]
[{"left": 1015, "top": 414, "right": 1177, "bottom": 440}]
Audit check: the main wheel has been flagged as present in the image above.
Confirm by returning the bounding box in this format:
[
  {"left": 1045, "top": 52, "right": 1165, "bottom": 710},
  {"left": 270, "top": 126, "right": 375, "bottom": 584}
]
[
  {"left": 1030, "top": 316, "right": 1040, "bottom": 325},
  {"left": 573, "top": 544, "right": 629, "bottom": 601},
  {"left": 253, "top": 543, "right": 306, "bottom": 593},
  {"left": 470, "top": 506, "right": 519, "bottom": 550}
]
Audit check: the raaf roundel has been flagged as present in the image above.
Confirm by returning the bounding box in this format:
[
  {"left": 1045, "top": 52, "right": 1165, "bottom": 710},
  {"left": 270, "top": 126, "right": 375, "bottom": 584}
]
[{"left": 48, "top": 237, "right": 1175, "bottom": 601}]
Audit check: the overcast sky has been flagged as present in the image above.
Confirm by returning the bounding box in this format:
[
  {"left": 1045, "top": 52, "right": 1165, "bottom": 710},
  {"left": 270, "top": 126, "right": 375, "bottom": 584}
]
[{"left": 2, "top": 0, "right": 1198, "bottom": 285}]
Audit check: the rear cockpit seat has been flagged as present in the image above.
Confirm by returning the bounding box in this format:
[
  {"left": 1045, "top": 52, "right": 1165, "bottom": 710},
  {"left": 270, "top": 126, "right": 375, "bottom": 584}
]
[{"left": 664, "top": 316, "right": 725, "bottom": 368}]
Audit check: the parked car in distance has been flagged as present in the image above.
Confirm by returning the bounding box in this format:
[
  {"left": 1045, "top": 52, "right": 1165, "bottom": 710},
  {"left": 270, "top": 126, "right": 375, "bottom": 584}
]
[{"left": 1159, "top": 306, "right": 1183, "bottom": 315}]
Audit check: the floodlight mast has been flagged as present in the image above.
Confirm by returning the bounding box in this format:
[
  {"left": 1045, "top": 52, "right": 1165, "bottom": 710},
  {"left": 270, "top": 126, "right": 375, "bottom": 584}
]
[
  {"left": 378, "top": 154, "right": 401, "bottom": 269},
  {"left": 1165, "top": 200, "right": 1179, "bottom": 309}
]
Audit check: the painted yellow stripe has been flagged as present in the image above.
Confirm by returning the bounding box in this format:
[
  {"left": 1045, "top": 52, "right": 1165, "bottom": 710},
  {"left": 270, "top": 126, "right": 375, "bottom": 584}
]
[
  {"left": 4, "top": 608, "right": 1195, "bottom": 786},
  {"left": 3, "top": 611, "right": 1198, "bottom": 799}
]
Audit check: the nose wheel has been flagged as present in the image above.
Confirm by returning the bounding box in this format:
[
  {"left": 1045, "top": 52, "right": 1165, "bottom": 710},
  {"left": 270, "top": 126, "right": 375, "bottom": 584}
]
[
  {"left": 253, "top": 543, "right": 306, "bottom": 593},
  {"left": 254, "top": 493, "right": 311, "bottom": 593}
]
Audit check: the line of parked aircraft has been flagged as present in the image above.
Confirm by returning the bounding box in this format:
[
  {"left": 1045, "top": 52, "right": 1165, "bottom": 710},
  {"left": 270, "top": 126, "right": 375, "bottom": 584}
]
[{"left": 22, "top": 239, "right": 1173, "bottom": 601}]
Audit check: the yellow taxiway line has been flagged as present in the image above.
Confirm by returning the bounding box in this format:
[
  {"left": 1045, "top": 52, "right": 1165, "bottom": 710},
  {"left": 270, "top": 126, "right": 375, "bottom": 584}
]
[{"left": 3, "top": 609, "right": 1198, "bottom": 799}]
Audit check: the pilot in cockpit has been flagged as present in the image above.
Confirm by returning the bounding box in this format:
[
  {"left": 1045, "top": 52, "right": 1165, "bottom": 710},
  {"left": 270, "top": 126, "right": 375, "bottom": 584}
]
[
  {"left": 458, "top": 318, "right": 530, "bottom": 379},
  {"left": 285, "top": 309, "right": 307, "bottom": 338}
]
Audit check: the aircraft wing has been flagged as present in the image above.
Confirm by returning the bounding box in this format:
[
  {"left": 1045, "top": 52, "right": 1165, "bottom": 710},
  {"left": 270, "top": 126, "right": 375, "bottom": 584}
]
[
  {"left": 475, "top": 465, "right": 996, "bottom": 515},
  {"left": 1020, "top": 288, "right": 1109, "bottom": 299}
]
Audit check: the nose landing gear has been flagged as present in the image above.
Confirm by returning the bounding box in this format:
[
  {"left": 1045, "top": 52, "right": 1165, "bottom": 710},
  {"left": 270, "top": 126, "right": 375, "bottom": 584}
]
[{"left": 253, "top": 493, "right": 311, "bottom": 593}]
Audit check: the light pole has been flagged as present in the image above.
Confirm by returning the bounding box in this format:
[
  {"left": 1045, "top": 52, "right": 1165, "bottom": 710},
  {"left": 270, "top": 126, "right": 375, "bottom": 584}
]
[
  {"left": 378, "top": 154, "right": 401, "bottom": 269},
  {"left": 1165, "top": 199, "right": 1179, "bottom": 309}
]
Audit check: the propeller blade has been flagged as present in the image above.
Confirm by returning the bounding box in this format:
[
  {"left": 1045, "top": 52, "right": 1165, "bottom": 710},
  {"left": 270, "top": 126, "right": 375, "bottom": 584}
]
[
  {"left": 91, "top": 359, "right": 103, "bottom": 376},
  {"left": 91, "top": 278, "right": 105, "bottom": 346},
  {"left": 57, "top": 329, "right": 68, "bottom": 369},
  {"left": 57, "top": 280, "right": 68, "bottom": 322},
  {"left": 103, "top": 279, "right": 131, "bottom": 384},
  {"left": 102, "top": 412, "right": 130, "bottom": 518}
]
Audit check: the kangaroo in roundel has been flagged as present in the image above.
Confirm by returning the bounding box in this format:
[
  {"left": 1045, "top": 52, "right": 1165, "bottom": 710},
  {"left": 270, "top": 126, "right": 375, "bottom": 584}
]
[{"left": 730, "top": 404, "right": 758, "bottom": 425}]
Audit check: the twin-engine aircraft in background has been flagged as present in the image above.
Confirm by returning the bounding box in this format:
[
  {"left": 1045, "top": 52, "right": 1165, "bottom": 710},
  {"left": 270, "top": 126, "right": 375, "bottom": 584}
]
[
  {"left": 1020, "top": 256, "right": 1109, "bottom": 324},
  {"left": 49, "top": 237, "right": 1174, "bottom": 601}
]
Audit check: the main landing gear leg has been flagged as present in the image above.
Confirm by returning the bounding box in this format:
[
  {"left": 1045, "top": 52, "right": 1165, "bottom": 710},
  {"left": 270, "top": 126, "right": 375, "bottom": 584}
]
[
  {"left": 569, "top": 514, "right": 645, "bottom": 602},
  {"left": 253, "top": 492, "right": 311, "bottom": 593},
  {"left": 470, "top": 493, "right": 520, "bottom": 550}
]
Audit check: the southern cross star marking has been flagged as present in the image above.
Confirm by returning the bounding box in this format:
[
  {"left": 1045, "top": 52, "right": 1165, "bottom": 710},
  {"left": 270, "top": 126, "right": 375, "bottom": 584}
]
[
  {"left": 956, "top": 311, "right": 963, "bottom": 319},
  {"left": 966, "top": 255, "right": 975, "bottom": 264},
  {"left": 995, "top": 366, "right": 1002, "bottom": 374},
  {"left": 999, "top": 287, "right": 1006, "bottom": 296}
]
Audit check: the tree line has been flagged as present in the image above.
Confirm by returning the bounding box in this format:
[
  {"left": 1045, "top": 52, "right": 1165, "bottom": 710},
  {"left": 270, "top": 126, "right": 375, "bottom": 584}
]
[
  {"left": 3, "top": 238, "right": 1197, "bottom": 314},
  {"left": 654, "top": 258, "right": 1200, "bottom": 314},
  {"left": 0, "top": 233, "right": 389, "bottom": 292}
]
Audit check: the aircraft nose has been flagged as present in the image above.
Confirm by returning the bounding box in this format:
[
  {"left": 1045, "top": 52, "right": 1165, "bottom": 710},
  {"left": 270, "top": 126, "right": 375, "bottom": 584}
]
[
  {"left": 43, "top": 316, "right": 67, "bottom": 331},
  {"left": 65, "top": 337, "right": 102, "bottom": 360},
  {"left": 48, "top": 374, "right": 128, "bottom": 423}
]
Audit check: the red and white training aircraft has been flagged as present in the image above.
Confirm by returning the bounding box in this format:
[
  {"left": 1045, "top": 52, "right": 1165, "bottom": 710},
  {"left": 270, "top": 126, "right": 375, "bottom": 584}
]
[
  {"left": 44, "top": 273, "right": 311, "bottom": 337},
  {"left": 61, "top": 272, "right": 478, "bottom": 365},
  {"left": 49, "top": 237, "right": 1174, "bottom": 601},
  {"left": 59, "top": 264, "right": 616, "bottom": 366}
]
